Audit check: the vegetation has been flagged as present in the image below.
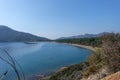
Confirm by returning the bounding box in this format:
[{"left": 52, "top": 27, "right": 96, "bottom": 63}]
[
  {"left": 83, "top": 49, "right": 106, "bottom": 78},
  {"left": 49, "top": 62, "right": 89, "bottom": 80},
  {"left": 57, "top": 37, "right": 102, "bottom": 47},
  {"left": 84, "top": 33, "right": 120, "bottom": 77},
  {"left": 1, "top": 33, "right": 119, "bottom": 80},
  {"left": 50, "top": 33, "right": 120, "bottom": 80},
  {"left": 102, "top": 33, "right": 120, "bottom": 72}
]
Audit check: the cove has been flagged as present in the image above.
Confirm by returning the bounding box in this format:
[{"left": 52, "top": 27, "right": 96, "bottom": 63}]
[{"left": 0, "top": 42, "right": 92, "bottom": 80}]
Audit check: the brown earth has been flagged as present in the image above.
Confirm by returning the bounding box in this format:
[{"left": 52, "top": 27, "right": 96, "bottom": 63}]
[{"left": 101, "top": 71, "right": 120, "bottom": 80}]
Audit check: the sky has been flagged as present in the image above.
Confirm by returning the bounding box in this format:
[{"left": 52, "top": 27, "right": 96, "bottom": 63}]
[{"left": 0, "top": 0, "right": 120, "bottom": 39}]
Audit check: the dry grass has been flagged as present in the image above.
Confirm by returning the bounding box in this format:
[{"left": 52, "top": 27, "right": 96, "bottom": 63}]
[{"left": 101, "top": 71, "right": 120, "bottom": 80}]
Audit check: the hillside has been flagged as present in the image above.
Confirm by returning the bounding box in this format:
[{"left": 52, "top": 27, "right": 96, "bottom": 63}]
[
  {"left": 47, "top": 33, "right": 120, "bottom": 80},
  {"left": 0, "top": 25, "right": 49, "bottom": 42},
  {"left": 58, "top": 32, "right": 109, "bottom": 39},
  {"left": 101, "top": 71, "right": 120, "bottom": 80}
]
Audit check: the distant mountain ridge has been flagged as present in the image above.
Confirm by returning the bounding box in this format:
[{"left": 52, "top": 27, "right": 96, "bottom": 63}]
[
  {"left": 0, "top": 25, "right": 49, "bottom": 42},
  {"left": 58, "top": 32, "right": 109, "bottom": 39}
]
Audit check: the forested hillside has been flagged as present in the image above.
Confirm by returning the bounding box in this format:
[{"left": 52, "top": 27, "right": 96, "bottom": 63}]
[{"left": 56, "top": 37, "right": 102, "bottom": 47}]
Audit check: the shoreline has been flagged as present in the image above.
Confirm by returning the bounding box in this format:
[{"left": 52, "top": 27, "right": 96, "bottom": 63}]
[
  {"left": 38, "top": 42, "right": 97, "bottom": 80},
  {"left": 62, "top": 43, "right": 97, "bottom": 52},
  {"left": 70, "top": 43, "right": 96, "bottom": 52}
]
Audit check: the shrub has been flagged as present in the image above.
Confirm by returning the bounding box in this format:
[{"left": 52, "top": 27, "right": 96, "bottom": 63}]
[
  {"left": 102, "top": 33, "right": 120, "bottom": 72},
  {"left": 83, "top": 49, "right": 106, "bottom": 77},
  {"left": 83, "top": 33, "right": 120, "bottom": 77}
]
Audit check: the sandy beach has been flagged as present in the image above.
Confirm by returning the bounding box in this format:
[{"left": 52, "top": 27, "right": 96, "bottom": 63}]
[{"left": 63, "top": 43, "right": 97, "bottom": 52}]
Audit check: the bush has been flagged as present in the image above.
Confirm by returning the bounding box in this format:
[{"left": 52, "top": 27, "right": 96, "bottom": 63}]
[
  {"left": 49, "top": 62, "right": 89, "bottom": 80},
  {"left": 83, "top": 33, "right": 120, "bottom": 77},
  {"left": 102, "top": 33, "right": 120, "bottom": 72},
  {"left": 83, "top": 49, "right": 106, "bottom": 77}
]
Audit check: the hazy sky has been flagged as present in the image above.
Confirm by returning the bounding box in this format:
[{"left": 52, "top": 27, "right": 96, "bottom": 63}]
[{"left": 0, "top": 0, "right": 120, "bottom": 39}]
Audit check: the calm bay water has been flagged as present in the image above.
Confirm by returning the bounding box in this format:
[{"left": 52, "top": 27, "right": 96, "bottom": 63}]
[{"left": 0, "top": 42, "right": 92, "bottom": 80}]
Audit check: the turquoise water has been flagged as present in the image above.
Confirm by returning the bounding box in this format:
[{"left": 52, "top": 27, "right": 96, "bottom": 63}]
[{"left": 0, "top": 42, "right": 92, "bottom": 80}]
